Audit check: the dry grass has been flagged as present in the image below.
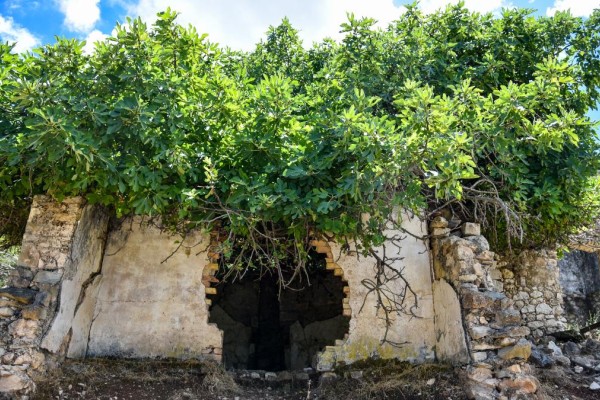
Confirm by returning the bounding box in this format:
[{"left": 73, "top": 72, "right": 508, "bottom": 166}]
[
  {"left": 32, "top": 358, "right": 239, "bottom": 400},
  {"left": 319, "top": 360, "right": 467, "bottom": 400},
  {"left": 197, "top": 359, "right": 240, "bottom": 395},
  {"left": 31, "top": 358, "right": 467, "bottom": 399}
]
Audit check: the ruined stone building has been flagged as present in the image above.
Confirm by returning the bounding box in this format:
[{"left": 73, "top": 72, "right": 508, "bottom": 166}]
[{"left": 1, "top": 195, "right": 599, "bottom": 398}]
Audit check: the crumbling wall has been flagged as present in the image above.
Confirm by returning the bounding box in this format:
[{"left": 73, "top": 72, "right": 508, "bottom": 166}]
[
  {"left": 5, "top": 195, "right": 575, "bottom": 399},
  {"left": 84, "top": 219, "right": 222, "bottom": 359},
  {"left": 0, "top": 196, "right": 106, "bottom": 395},
  {"left": 314, "top": 211, "right": 437, "bottom": 371},
  {"left": 0, "top": 196, "right": 222, "bottom": 398},
  {"left": 431, "top": 219, "right": 540, "bottom": 399}
]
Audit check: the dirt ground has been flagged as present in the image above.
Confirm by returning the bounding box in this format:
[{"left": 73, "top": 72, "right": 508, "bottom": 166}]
[
  {"left": 26, "top": 357, "right": 600, "bottom": 400},
  {"left": 31, "top": 359, "right": 467, "bottom": 400},
  {"left": 535, "top": 366, "right": 600, "bottom": 400}
]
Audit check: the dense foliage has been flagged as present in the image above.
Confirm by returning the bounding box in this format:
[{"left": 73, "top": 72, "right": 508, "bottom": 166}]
[{"left": 0, "top": 4, "right": 599, "bottom": 273}]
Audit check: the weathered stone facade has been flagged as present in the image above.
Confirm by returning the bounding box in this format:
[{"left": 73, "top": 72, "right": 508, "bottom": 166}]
[
  {"left": 495, "top": 250, "right": 567, "bottom": 338},
  {"left": 2, "top": 195, "right": 590, "bottom": 399},
  {"left": 431, "top": 218, "right": 540, "bottom": 399},
  {"left": 1, "top": 196, "right": 106, "bottom": 394},
  {"left": 314, "top": 211, "right": 436, "bottom": 370}
]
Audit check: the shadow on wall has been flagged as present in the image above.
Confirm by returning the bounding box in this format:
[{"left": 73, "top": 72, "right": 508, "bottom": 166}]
[
  {"left": 208, "top": 254, "right": 349, "bottom": 371},
  {"left": 558, "top": 250, "right": 600, "bottom": 326}
]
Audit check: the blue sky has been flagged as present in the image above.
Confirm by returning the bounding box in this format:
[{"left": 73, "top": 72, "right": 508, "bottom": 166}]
[{"left": 1, "top": 0, "right": 599, "bottom": 122}]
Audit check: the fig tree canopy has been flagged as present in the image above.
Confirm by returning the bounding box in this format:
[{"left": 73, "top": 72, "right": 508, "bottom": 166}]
[{"left": 1, "top": 4, "right": 599, "bottom": 272}]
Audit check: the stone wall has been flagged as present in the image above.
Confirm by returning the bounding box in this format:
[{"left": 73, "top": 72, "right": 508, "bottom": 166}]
[
  {"left": 82, "top": 219, "right": 222, "bottom": 359},
  {"left": 314, "top": 210, "right": 437, "bottom": 371},
  {"left": 0, "top": 196, "right": 223, "bottom": 397},
  {"left": 431, "top": 219, "right": 540, "bottom": 399},
  {"left": 496, "top": 250, "right": 567, "bottom": 338},
  {"left": 0, "top": 196, "right": 107, "bottom": 394},
  {"left": 3, "top": 195, "right": 574, "bottom": 399}
]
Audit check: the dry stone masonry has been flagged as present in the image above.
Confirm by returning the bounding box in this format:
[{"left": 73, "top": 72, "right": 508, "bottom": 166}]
[
  {"left": 0, "top": 196, "right": 106, "bottom": 394},
  {"left": 496, "top": 250, "right": 567, "bottom": 338},
  {"left": 431, "top": 217, "right": 540, "bottom": 399}
]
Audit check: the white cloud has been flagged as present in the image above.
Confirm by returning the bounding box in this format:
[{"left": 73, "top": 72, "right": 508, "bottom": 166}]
[
  {"left": 82, "top": 29, "right": 108, "bottom": 54},
  {"left": 57, "top": 0, "right": 101, "bottom": 33},
  {"left": 0, "top": 14, "right": 40, "bottom": 53},
  {"left": 419, "top": 0, "right": 511, "bottom": 14},
  {"left": 124, "top": 0, "right": 520, "bottom": 50},
  {"left": 546, "top": 0, "right": 600, "bottom": 17},
  {"left": 125, "top": 0, "right": 405, "bottom": 50}
]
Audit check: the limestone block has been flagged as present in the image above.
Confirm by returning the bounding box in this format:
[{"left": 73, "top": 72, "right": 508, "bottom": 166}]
[
  {"left": 472, "top": 351, "right": 488, "bottom": 362},
  {"left": 461, "top": 223, "right": 481, "bottom": 237},
  {"left": 454, "top": 245, "right": 474, "bottom": 261},
  {"left": 464, "top": 382, "right": 497, "bottom": 400},
  {"left": 476, "top": 251, "right": 495, "bottom": 263},
  {"left": 503, "top": 326, "right": 530, "bottom": 337},
  {"left": 497, "top": 337, "right": 517, "bottom": 347},
  {"left": 501, "top": 269, "right": 514, "bottom": 279},
  {"left": 21, "top": 305, "right": 47, "bottom": 321},
  {"left": 29, "top": 351, "right": 45, "bottom": 370},
  {"left": 498, "top": 375, "right": 539, "bottom": 394},
  {"left": 9, "top": 319, "right": 39, "bottom": 341},
  {"left": 471, "top": 342, "right": 501, "bottom": 351},
  {"left": 466, "top": 366, "right": 493, "bottom": 382},
  {"left": 461, "top": 290, "right": 506, "bottom": 310},
  {"left": 472, "top": 263, "right": 483, "bottom": 277},
  {"left": 530, "top": 291, "right": 543, "bottom": 299},
  {"left": 33, "top": 270, "right": 64, "bottom": 285},
  {"left": 523, "top": 305, "right": 535, "bottom": 313},
  {"left": 430, "top": 216, "right": 448, "bottom": 229},
  {"left": 514, "top": 301, "right": 524, "bottom": 309},
  {"left": 17, "top": 243, "right": 40, "bottom": 270},
  {"left": 0, "top": 307, "right": 15, "bottom": 318},
  {"left": 464, "top": 235, "right": 490, "bottom": 252},
  {"left": 469, "top": 325, "right": 494, "bottom": 340},
  {"left": 495, "top": 309, "right": 521, "bottom": 326},
  {"left": 0, "top": 288, "right": 37, "bottom": 305},
  {"left": 535, "top": 303, "right": 553, "bottom": 315},
  {"left": 498, "top": 339, "right": 531, "bottom": 360},
  {"left": 432, "top": 227, "right": 450, "bottom": 237},
  {"left": 0, "top": 372, "right": 30, "bottom": 393},
  {"left": 527, "top": 321, "right": 544, "bottom": 329},
  {"left": 459, "top": 274, "right": 478, "bottom": 282},
  {"left": 13, "top": 353, "right": 32, "bottom": 365}
]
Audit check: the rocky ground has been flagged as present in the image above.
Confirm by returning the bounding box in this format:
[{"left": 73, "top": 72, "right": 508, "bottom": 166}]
[
  {"left": 23, "top": 337, "right": 600, "bottom": 400},
  {"left": 28, "top": 359, "right": 467, "bottom": 400},
  {"left": 529, "top": 337, "right": 600, "bottom": 399}
]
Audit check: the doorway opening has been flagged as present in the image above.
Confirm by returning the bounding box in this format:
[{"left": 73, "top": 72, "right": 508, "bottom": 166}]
[{"left": 207, "top": 249, "right": 350, "bottom": 371}]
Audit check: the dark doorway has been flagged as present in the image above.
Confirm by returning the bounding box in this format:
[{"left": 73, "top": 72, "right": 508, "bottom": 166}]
[{"left": 207, "top": 251, "right": 349, "bottom": 371}]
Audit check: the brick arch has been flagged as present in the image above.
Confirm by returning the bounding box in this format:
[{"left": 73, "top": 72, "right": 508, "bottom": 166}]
[
  {"left": 309, "top": 239, "right": 352, "bottom": 318},
  {"left": 202, "top": 229, "right": 223, "bottom": 306}
]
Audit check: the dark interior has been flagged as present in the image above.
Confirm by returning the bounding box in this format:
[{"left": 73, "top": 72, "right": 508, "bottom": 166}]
[{"left": 207, "top": 251, "right": 349, "bottom": 371}]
